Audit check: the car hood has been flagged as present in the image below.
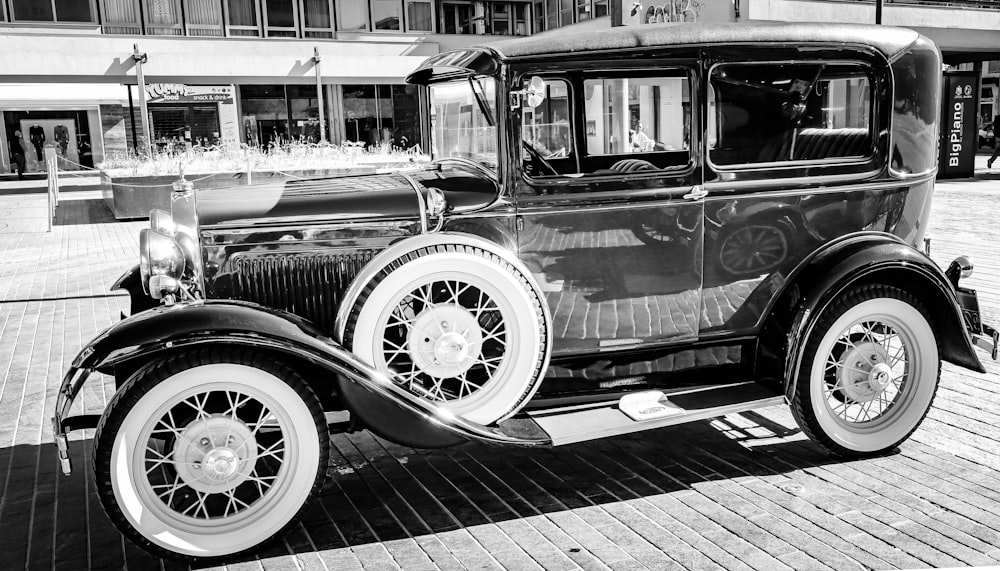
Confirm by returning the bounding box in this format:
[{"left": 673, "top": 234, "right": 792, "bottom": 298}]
[{"left": 196, "top": 167, "right": 499, "bottom": 227}]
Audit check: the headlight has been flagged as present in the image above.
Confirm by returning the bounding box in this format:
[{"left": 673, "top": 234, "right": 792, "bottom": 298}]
[{"left": 139, "top": 228, "right": 185, "bottom": 298}]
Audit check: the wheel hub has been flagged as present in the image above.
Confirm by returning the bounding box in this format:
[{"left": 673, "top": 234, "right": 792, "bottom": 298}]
[
  {"left": 172, "top": 415, "right": 257, "bottom": 493},
  {"left": 408, "top": 303, "right": 483, "bottom": 378},
  {"left": 837, "top": 342, "right": 890, "bottom": 403}
]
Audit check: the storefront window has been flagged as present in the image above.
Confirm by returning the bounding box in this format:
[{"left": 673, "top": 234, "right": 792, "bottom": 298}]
[
  {"left": 100, "top": 0, "right": 142, "bottom": 33},
  {"left": 302, "top": 0, "right": 333, "bottom": 37},
  {"left": 240, "top": 85, "right": 289, "bottom": 147},
  {"left": 533, "top": 0, "right": 544, "bottom": 32},
  {"left": 184, "top": 0, "right": 224, "bottom": 36},
  {"left": 342, "top": 83, "right": 421, "bottom": 150},
  {"left": 149, "top": 105, "right": 221, "bottom": 151},
  {"left": 144, "top": 0, "right": 183, "bottom": 35},
  {"left": 406, "top": 0, "right": 433, "bottom": 32},
  {"left": 371, "top": 0, "right": 401, "bottom": 30},
  {"left": 440, "top": 2, "right": 472, "bottom": 34},
  {"left": 11, "top": 0, "right": 97, "bottom": 22},
  {"left": 593, "top": 0, "right": 607, "bottom": 17},
  {"left": 287, "top": 85, "right": 322, "bottom": 142},
  {"left": 227, "top": 0, "right": 260, "bottom": 36},
  {"left": 336, "top": 0, "right": 367, "bottom": 30},
  {"left": 3, "top": 110, "right": 94, "bottom": 172},
  {"left": 265, "top": 0, "right": 297, "bottom": 36}
]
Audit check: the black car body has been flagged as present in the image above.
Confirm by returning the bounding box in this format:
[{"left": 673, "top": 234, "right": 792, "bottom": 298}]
[{"left": 53, "top": 22, "right": 998, "bottom": 561}]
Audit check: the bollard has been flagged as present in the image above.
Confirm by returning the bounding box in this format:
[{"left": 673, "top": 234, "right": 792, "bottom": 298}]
[{"left": 247, "top": 157, "right": 252, "bottom": 185}]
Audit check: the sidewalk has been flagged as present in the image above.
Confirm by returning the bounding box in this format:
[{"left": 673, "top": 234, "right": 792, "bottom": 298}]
[{"left": 1, "top": 168, "right": 999, "bottom": 570}]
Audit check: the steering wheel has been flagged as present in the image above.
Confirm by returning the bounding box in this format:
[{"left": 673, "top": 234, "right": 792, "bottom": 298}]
[{"left": 521, "top": 140, "right": 559, "bottom": 176}]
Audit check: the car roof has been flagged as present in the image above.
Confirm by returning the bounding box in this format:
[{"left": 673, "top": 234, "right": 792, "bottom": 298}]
[
  {"left": 482, "top": 21, "right": 921, "bottom": 60},
  {"left": 407, "top": 22, "right": 923, "bottom": 84}
]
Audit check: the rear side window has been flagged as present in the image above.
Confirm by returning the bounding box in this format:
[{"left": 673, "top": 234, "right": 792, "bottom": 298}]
[{"left": 709, "top": 62, "right": 873, "bottom": 167}]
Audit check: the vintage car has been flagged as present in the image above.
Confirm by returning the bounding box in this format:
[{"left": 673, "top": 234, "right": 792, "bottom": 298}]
[{"left": 53, "top": 22, "right": 998, "bottom": 561}]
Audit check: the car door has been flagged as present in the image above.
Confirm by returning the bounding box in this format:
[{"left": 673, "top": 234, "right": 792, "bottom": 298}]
[{"left": 513, "top": 61, "right": 705, "bottom": 358}]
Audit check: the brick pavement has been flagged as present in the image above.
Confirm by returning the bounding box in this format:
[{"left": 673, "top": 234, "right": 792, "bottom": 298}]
[{"left": 1, "top": 167, "right": 1000, "bottom": 570}]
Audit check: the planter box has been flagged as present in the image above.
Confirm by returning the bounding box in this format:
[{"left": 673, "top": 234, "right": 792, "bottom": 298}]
[{"left": 100, "top": 167, "right": 378, "bottom": 220}]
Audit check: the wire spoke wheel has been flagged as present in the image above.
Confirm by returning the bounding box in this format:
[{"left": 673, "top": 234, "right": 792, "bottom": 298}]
[
  {"left": 346, "top": 243, "right": 549, "bottom": 425},
  {"left": 95, "top": 351, "right": 328, "bottom": 561},
  {"left": 382, "top": 278, "right": 508, "bottom": 403},
  {"left": 141, "top": 388, "right": 285, "bottom": 521},
  {"left": 792, "top": 285, "right": 940, "bottom": 456}
]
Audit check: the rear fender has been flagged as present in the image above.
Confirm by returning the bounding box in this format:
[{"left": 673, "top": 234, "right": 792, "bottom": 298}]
[{"left": 755, "top": 232, "right": 984, "bottom": 401}]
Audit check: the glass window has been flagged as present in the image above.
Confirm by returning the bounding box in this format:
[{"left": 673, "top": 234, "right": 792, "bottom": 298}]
[
  {"left": 559, "top": 0, "right": 571, "bottom": 26},
  {"left": 710, "top": 62, "right": 873, "bottom": 167},
  {"left": 336, "top": 0, "right": 366, "bottom": 30},
  {"left": 55, "top": 0, "right": 94, "bottom": 21},
  {"left": 265, "top": 0, "right": 296, "bottom": 36},
  {"left": 371, "top": 0, "right": 400, "bottom": 30},
  {"left": 575, "top": 0, "right": 588, "bottom": 20},
  {"left": 287, "top": 85, "right": 320, "bottom": 142},
  {"left": 227, "top": 0, "right": 260, "bottom": 35},
  {"left": 430, "top": 78, "right": 497, "bottom": 170},
  {"left": 592, "top": 0, "right": 607, "bottom": 17},
  {"left": 11, "top": 0, "right": 54, "bottom": 21},
  {"left": 490, "top": 2, "right": 509, "bottom": 34},
  {"left": 521, "top": 78, "right": 572, "bottom": 176},
  {"left": 101, "top": 0, "right": 142, "bottom": 33},
  {"left": 240, "top": 85, "right": 289, "bottom": 147},
  {"left": 512, "top": 3, "right": 527, "bottom": 35},
  {"left": 144, "top": 0, "right": 182, "bottom": 35},
  {"left": 184, "top": 0, "right": 224, "bottom": 36},
  {"left": 583, "top": 74, "right": 690, "bottom": 163},
  {"left": 533, "top": 0, "right": 544, "bottom": 33},
  {"left": 302, "top": 0, "right": 333, "bottom": 36},
  {"left": 440, "top": 2, "right": 472, "bottom": 34},
  {"left": 406, "top": 0, "right": 433, "bottom": 31}
]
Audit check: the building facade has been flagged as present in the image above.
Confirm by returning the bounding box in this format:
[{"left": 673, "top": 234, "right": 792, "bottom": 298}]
[{"left": 0, "top": 0, "right": 998, "bottom": 174}]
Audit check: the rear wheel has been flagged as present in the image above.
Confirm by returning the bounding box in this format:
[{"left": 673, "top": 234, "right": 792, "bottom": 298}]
[
  {"left": 94, "top": 349, "right": 328, "bottom": 561},
  {"left": 791, "top": 285, "right": 940, "bottom": 456}
]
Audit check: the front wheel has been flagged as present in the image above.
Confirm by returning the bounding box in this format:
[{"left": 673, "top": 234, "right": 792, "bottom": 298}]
[
  {"left": 94, "top": 349, "right": 329, "bottom": 561},
  {"left": 791, "top": 285, "right": 940, "bottom": 457}
]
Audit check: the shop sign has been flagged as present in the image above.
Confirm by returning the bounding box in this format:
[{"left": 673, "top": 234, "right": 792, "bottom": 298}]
[
  {"left": 938, "top": 71, "right": 978, "bottom": 179},
  {"left": 146, "top": 84, "right": 234, "bottom": 104}
]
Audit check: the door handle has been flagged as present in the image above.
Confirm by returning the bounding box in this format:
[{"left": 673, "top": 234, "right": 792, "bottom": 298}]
[{"left": 682, "top": 185, "right": 707, "bottom": 201}]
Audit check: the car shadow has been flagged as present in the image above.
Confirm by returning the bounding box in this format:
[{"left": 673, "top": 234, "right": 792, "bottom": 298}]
[
  {"left": 0, "top": 411, "right": 887, "bottom": 570},
  {"left": 53, "top": 198, "right": 118, "bottom": 226}
]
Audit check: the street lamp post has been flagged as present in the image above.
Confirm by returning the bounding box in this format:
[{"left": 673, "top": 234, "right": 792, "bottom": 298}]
[
  {"left": 132, "top": 44, "right": 152, "bottom": 156},
  {"left": 314, "top": 47, "right": 327, "bottom": 143},
  {"left": 875, "top": 0, "right": 883, "bottom": 24}
]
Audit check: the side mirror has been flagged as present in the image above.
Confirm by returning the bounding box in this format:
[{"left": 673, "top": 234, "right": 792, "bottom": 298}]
[{"left": 511, "top": 76, "right": 548, "bottom": 110}]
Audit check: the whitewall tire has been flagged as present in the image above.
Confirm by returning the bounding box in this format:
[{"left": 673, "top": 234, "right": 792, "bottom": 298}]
[
  {"left": 791, "top": 284, "right": 940, "bottom": 456},
  {"left": 344, "top": 244, "right": 548, "bottom": 425},
  {"left": 94, "top": 350, "right": 328, "bottom": 561}
]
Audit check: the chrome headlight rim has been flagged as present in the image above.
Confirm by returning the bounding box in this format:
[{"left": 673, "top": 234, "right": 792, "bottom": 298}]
[
  {"left": 150, "top": 209, "right": 176, "bottom": 236},
  {"left": 141, "top": 228, "right": 185, "bottom": 298}
]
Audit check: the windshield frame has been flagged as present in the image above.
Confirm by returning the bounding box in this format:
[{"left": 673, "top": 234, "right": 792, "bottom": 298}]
[{"left": 427, "top": 75, "right": 500, "bottom": 175}]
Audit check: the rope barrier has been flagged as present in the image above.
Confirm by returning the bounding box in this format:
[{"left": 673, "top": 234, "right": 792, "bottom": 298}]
[{"left": 55, "top": 155, "right": 100, "bottom": 171}]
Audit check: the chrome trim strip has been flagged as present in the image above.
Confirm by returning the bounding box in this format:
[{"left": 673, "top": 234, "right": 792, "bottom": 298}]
[{"left": 702, "top": 171, "right": 934, "bottom": 197}]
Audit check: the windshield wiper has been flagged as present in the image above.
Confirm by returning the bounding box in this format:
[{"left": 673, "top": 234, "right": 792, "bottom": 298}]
[{"left": 469, "top": 77, "right": 495, "bottom": 127}]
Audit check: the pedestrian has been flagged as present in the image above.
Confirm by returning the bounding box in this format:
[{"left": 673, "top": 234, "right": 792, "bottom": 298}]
[
  {"left": 989, "top": 114, "right": 1000, "bottom": 169},
  {"left": 9, "top": 129, "right": 26, "bottom": 180}
]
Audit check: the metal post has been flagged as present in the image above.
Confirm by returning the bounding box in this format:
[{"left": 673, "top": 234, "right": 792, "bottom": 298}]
[
  {"left": 314, "top": 47, "right": 327, "bottom": 143},
  {"left": 133, "top": 44, "right": 152, "bottom": 156},
  {"left": 875, "top": 0, "right": 883, "bottom": 24}
]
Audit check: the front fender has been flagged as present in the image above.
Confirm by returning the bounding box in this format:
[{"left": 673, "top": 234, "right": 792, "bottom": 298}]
[
  {"left": 54, "top": 300, "right": 547, "bottom": 474},
  {"left": 755, "top": 232, "right": 985, "bottom": 401}
]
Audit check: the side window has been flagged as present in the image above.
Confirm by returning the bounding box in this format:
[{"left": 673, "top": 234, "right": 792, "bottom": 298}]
[
  {"left": 581, "top": 72, "right": 691, "bottom": 174},
  {"left": 709, "top": 62, "right": 873, "bottom": 167},
  {"left": 521, "top": 79, "right": 573, "bottom": 177}
]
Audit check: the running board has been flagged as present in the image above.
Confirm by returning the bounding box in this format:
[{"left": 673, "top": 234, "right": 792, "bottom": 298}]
[{"left": 524, "top": 382, "right": 785, "bottom": 446}]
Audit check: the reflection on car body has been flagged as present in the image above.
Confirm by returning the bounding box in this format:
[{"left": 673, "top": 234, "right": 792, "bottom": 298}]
[{"left": 51, "top": 22, "right": 999, "bottom": 562}]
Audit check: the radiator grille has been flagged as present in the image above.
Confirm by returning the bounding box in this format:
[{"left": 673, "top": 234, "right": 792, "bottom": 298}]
[{"left": 229, "top": 249, "right": 378, "bottom": 333}]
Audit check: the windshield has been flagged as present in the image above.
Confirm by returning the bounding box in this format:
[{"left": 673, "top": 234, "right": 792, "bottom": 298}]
[{"left": 429, "top": 77, "right": 498, "bottom": 171}]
